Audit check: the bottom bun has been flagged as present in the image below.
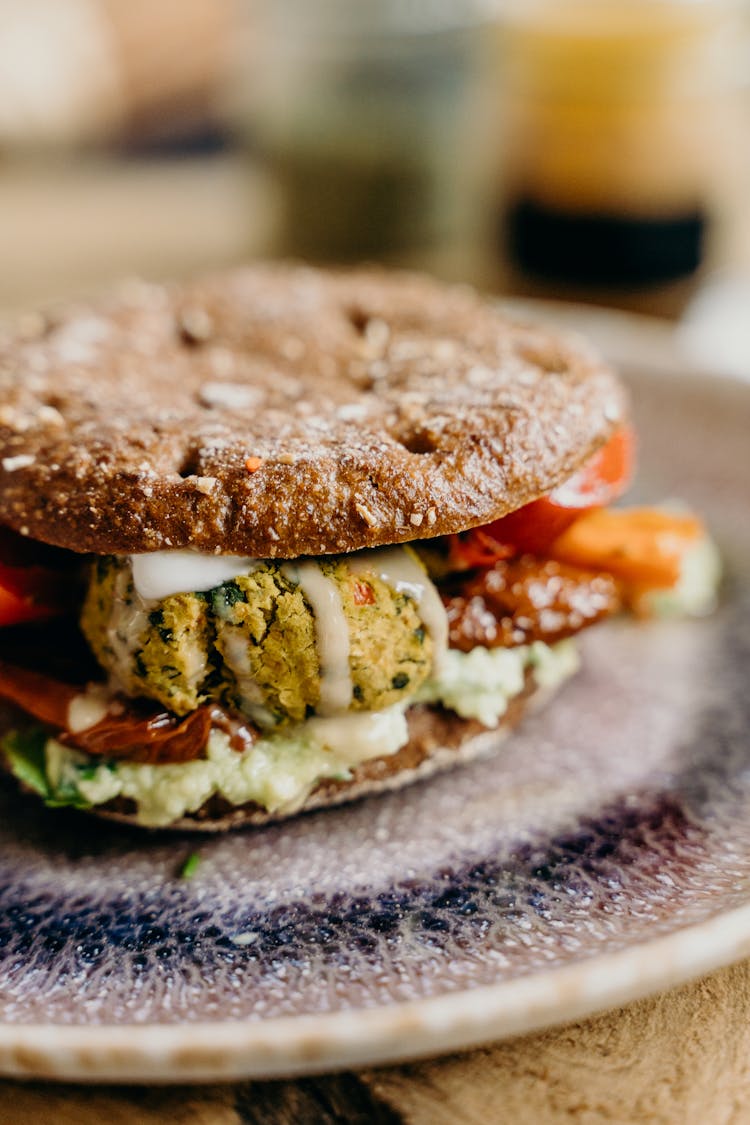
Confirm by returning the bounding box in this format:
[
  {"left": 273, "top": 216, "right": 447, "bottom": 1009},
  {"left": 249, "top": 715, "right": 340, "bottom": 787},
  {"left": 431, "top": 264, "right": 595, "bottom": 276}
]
[{"left": 94, "top": 677, "right": 549, "bottom": 832}]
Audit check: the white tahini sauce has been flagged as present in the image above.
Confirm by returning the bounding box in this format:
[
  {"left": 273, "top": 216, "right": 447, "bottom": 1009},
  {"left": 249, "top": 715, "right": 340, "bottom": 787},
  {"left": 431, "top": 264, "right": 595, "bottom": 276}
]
[
  {"left": 282, "top": 561, "right": 353, "bottom": 716},
  {"left": 67, "top": 686, "right": 111, "bottom": 733},
  {"left": 305, "top": 705, "right": 408, "bottom": 765},
  {"left": 130, "top": 551, "right": 258, "bottom": 602},
  {"left": 218, "top": 630, "right": 277, "bottom": 728},
  {"left": 107, "top": 566, "right": 150, "bottom": 681},
  {"left": 352, "top": 546, "right": 448, "bottom": 674}
]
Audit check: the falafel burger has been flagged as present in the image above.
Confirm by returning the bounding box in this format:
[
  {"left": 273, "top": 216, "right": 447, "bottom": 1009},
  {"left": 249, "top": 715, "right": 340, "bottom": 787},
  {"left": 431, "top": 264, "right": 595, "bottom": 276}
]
[{"left": 0, "top": 266, "right": 719, "bottom": 829}]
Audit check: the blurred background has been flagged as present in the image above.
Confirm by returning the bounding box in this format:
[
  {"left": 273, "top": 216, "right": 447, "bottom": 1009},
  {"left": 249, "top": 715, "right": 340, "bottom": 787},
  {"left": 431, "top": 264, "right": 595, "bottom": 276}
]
[{"left": 0, "top": 0, "right": 749, "bottom": 372}]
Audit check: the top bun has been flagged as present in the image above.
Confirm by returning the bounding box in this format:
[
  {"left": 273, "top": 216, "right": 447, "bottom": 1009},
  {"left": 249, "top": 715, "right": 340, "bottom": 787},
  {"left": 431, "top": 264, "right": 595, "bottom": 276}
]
[{"left": 0, "top": 265, "right": 627, "bottom": 558}]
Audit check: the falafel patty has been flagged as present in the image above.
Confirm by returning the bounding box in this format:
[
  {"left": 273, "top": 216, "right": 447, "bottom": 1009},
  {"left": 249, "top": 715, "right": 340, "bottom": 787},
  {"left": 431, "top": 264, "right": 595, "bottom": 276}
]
[{"left": 81, "top": 551, "right": 434, "bottom": 727}]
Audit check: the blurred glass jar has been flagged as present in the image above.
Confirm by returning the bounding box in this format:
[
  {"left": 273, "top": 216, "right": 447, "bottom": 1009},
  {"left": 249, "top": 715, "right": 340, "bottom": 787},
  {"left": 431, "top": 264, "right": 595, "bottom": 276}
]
[
  {"left": 496, "top": 0, "right": 747, "bottom": 288},
  {"left": 232, "top": 0, "right": 492, "bottom": 269}
]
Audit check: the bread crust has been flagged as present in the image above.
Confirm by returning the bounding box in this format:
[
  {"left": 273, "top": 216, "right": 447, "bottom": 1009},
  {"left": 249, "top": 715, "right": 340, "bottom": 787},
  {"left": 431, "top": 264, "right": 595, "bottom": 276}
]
[{"left": 0, "top": 265, "right": 627, "bottom": 558}]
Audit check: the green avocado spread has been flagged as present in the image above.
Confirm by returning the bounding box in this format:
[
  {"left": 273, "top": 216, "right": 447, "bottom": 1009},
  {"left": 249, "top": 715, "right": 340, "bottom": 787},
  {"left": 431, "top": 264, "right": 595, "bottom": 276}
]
[{"left": 4, "top": 640, "right": 579, "bottom": 827}]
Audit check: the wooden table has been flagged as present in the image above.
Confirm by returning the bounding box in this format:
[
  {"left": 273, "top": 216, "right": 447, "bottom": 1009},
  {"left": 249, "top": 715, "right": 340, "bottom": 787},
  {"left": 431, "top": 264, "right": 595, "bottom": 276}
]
[{"left": 0, "top": 153, "right": 748, "bottom": 1124}]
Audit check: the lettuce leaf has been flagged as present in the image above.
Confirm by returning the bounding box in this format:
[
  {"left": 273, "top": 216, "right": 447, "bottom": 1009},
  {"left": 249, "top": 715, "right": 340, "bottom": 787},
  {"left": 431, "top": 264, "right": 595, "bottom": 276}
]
[
  {"left": 3, "top": 728, "right": 50, "bottom": 798},
  {"left": 2, "top": 728, "right": 90, "bottom": 809}
]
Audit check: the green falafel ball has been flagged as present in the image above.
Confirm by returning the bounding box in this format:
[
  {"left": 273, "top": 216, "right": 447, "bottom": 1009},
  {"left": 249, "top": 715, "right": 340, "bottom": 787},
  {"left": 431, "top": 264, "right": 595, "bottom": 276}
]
[
  {"left": 211, "top": 567, "right": 319, "bottom": 726},
  {"left": 81, "top": 557, "right": 214, "bottom": 714},
  {"left": 212, "top": 561, "right": 433, "bottom": 725},
  {"left": 80, "top": 551, "right": 434, "bottom": 725},
  {"left": 336, "top": 563, "right": 432, "bottom": 711}
]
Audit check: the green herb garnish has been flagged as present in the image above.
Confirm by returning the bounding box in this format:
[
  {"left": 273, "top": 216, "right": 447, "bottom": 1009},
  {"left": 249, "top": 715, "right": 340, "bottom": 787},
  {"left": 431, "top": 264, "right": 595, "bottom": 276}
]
[{"left": 179, "top": 852, "right": 201, "bottom": 880}]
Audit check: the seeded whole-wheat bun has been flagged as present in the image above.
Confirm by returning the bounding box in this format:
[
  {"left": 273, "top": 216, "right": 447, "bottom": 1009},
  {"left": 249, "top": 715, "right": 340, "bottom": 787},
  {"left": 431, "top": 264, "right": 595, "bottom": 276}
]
[{"left": 0, "top": 265, "right": 627, "bottom": 558}]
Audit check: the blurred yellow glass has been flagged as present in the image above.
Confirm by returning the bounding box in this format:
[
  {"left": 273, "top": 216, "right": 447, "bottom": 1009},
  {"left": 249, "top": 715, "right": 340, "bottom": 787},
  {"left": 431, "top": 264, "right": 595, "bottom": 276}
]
[{"left": 497, "top": 0, "right": 747, "bottom": 287}]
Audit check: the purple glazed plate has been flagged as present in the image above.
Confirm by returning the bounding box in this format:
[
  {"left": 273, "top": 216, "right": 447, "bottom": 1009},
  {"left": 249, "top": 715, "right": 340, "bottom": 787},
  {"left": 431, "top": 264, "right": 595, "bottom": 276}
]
[{"left": 0, "top": 306, "right": 748, "bottom": 1082}]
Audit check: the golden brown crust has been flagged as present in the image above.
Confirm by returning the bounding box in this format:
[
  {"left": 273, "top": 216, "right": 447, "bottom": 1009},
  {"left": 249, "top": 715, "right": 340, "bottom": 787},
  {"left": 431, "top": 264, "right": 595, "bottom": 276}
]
[{"left": 0, "top": 265, "right": 627, "bottom": 558}]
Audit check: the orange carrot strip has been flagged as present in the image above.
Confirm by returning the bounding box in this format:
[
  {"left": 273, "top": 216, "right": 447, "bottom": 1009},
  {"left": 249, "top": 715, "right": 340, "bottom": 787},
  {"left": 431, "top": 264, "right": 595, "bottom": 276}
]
[{"left": 548, "top": 507, "right": 704, "bottom": 589}]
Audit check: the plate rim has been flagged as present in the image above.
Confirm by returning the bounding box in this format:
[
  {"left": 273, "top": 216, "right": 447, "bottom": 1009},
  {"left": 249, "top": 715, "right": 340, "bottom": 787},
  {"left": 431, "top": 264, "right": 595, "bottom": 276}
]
[
  {"left": 1, "top": 308, "right": 748, "bottom": 1082},
  {"left": 3, "top": 900, "right": 750, "bottom": 1082}
]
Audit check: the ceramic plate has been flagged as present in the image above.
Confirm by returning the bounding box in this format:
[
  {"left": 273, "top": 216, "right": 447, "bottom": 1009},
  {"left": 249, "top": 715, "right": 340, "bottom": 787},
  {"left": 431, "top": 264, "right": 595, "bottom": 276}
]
[{"left": 0, "top": 307, "right": 748, "bottom": 1082}]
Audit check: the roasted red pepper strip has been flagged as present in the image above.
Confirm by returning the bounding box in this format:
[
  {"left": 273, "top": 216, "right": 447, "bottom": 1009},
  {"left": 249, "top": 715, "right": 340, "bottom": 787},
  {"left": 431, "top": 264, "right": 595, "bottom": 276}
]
[
  {"left": 0, "top": 659, "right": 77, "bottom": 727},
  {"left": 0, "top": 528, "right": 77, "bottom": 627},
  {"left": 0, "top": 563, "right": 69, "bottom": 626},
  {"left": 351, "top": 578, "right": 376, "bottom": 606},
  {"left": 449, "top": 427, "right": 636, "bottom": 568},
  {"left": 447, "top": 528, "right": 515, "bottom": 571},
  {"left": 59, "top": 705, "right": 216, "bottom": 765},
  {"left": 0, "top": 660, "right": 255, "bottom": 765}
]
